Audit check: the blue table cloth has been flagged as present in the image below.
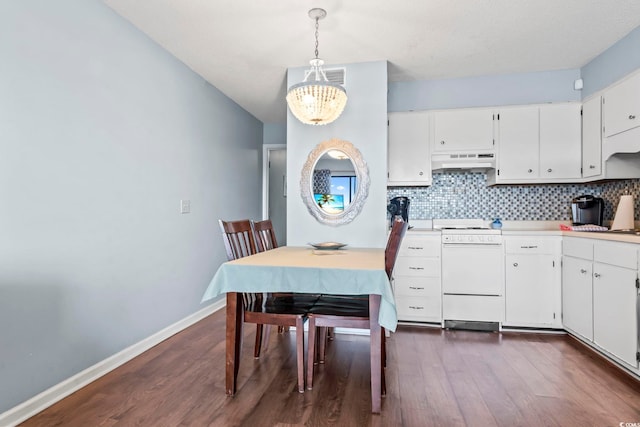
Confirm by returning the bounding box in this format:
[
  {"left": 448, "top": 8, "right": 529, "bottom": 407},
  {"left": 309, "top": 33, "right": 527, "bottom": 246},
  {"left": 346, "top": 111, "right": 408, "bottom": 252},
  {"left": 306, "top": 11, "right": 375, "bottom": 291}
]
[{"left": 202, "top": 246, "right": 397, "bottom": 331}]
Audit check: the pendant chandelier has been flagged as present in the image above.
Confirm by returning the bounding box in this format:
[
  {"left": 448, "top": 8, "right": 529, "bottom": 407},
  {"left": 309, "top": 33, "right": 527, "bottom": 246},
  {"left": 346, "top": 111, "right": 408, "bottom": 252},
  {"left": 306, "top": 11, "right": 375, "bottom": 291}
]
[{"left": 286, "top": 8, "right": 348, "bottom": 126}]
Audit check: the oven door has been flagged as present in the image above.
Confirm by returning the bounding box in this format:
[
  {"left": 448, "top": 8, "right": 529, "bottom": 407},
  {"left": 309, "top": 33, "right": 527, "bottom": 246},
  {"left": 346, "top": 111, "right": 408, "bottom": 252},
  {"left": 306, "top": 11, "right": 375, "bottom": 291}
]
[{"left": 442, "top": 243, "right": 504, "bottom": 296}]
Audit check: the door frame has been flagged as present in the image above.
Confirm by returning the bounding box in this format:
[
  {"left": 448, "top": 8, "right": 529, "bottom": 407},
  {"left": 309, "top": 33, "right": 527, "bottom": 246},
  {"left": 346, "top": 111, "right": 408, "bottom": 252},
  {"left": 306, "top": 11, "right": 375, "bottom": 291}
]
[{"left": 262, "top": 144, "right": 287, "bottom": 219}]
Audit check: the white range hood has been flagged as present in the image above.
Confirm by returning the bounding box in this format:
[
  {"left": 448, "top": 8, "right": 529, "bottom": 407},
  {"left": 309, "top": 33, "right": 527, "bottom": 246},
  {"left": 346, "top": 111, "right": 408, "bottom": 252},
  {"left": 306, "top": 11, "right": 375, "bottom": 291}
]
[{"left": 431, "top": 153, "right": 496, "bottom": 171}]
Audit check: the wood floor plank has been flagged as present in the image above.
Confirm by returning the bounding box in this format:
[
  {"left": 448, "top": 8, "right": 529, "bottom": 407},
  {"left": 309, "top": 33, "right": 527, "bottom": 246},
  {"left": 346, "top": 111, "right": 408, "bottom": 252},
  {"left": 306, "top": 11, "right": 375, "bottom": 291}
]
[{"left": 19, "top": 312, "right": 640, "bottom": 427}]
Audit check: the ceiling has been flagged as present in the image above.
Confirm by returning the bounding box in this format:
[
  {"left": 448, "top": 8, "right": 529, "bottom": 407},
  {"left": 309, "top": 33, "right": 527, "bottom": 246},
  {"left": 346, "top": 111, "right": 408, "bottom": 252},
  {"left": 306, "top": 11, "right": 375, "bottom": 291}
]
[{"left": 103, "top": 0, "right": 640, "bottom": 124}]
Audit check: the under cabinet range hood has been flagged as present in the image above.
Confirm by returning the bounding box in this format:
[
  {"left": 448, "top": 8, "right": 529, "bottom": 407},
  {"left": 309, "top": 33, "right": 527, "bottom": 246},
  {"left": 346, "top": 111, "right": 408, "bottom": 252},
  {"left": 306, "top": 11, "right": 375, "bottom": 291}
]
[{"left": 432, "top": 153, "right": 496, "bottom": 171}]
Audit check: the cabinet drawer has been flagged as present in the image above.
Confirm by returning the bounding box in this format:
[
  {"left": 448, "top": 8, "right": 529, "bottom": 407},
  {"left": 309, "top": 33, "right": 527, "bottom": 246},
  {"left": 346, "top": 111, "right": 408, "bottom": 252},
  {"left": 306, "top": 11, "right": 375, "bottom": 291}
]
[
  {"left": 594, "top": 241, "right": 638, "bottom": 269},
  {"left": 394, "top": 257, "right": 440, "bottom": 277},
  {"left": 563, "top": 237, "right": 594, "bottom": 260},
  {"left": 399, "top": 236, "right": 440, "bottom": 257},
  {"left": 505, "top": 237, "right": 559, "bottom": 254},
  {"left": 395, "top": 295, "right": 441, "bottom": 322},
  {"left": 394, "top": 276, "right": 440, "bottom": 297}
]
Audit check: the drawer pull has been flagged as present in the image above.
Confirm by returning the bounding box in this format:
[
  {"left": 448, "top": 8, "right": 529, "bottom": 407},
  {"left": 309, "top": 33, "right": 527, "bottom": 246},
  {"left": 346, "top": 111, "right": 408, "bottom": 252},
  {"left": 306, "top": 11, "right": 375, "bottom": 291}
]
[
  {"left": 409, "top": 286, "right": 425, "bottom": 290},
  {"left": 407, "top": 246, "right": 424, "bottom": 250},
  {"left": 409, "top": 267, "right": 425, "bottom": 270},
  {"left": 547, "top": 168, "right": 552, "bottom": 173},
  {"left": 440, "top": 140, "right": 446, "bottom": 145},
  {"left": 580, "top": 269, "right": 587, "bottom": 274},
  {"left": 589, "top": 165, "right": 596, "bottom": 169},
  {"left": 513, "top": 262, "right": 518, "bottom": 267},
  {"left": 629, "top": 114, "right": 636, "bottom": 120},
  {"left": 594, "top": 273, "right": 601, "bottom": 278},
  {"left": 408, "top": 306, "right": 425, "bottom": 310},
  {"left": 527, "top": 169, "right": 533, "bottom": 173},
  {"left": 520, "top": 245, "right": 538, "bottom": 249}
]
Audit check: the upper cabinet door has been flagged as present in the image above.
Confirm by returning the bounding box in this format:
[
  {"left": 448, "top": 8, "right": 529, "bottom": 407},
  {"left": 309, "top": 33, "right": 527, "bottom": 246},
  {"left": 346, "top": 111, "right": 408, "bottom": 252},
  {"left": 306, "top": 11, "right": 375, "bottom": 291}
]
[
  {"left": 433, "top": 109, "right": 495, "bottom": 152},
  {"left": 603, "top": 72, "right": 640, "bottom": 137},
  {"left": 497, "top": 106, "right": 539, "bottom": 180},
  {"left": 582, "top": 96, "right": 602, "bottom": 178},
  {"left": 539, "top": 103, "right": 582, "bottom": 179},
  {"left": 387, "top": 111, "right": 431, "bottom": 186}
]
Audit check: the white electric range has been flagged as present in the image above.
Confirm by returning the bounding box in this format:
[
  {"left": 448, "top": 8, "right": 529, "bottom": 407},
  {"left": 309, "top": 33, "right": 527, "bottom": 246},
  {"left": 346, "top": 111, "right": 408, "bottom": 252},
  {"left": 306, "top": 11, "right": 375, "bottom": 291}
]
[{"left": 433, "top": 220, "right": 504, "bottom": 331}]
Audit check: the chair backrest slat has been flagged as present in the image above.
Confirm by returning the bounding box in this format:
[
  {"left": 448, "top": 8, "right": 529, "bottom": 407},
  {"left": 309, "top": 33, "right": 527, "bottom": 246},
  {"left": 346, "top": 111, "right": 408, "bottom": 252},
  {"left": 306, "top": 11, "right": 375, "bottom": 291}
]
[
  {"left": 385, "top": 218, "right": 408, "bottom": 280},
  {"left": 218, "top": 219, "right": 258, "bottom": 261},
  {"left": 252, "top": 219, "right": 278, "bottom": 252}
]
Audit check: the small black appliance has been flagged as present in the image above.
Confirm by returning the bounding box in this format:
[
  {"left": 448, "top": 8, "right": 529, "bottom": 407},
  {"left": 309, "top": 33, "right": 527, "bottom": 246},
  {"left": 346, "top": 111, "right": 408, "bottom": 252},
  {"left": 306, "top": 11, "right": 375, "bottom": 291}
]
[
  {"left": 387, "top": 196, "right": 410, "bottom": 228},
  {"left": 571, "top": 194, "right": 604, "bottom": 226}
]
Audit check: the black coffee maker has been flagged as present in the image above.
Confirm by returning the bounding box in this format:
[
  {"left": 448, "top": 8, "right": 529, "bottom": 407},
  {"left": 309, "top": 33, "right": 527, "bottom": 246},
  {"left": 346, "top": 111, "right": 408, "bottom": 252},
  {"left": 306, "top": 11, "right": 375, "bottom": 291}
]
[
  {"left": 387, "top": 196, "right": 410, "bottom": 228},
  {"left": 571, "top": 195, "right": 604, "bottom": 225}
]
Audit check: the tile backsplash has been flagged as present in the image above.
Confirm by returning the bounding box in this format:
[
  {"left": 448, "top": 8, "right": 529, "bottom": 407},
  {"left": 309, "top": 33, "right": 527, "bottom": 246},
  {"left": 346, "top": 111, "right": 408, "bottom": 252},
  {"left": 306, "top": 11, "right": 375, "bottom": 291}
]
[{"left": 387, "top": 172, "right": 640, "bottom": 221}]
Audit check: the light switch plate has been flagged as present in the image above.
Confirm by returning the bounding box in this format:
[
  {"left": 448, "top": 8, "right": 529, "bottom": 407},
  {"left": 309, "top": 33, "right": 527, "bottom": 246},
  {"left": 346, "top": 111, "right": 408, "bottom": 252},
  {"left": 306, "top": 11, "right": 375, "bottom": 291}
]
[{"left": 180, "top": 199, "right": 191, "bottom": 214}]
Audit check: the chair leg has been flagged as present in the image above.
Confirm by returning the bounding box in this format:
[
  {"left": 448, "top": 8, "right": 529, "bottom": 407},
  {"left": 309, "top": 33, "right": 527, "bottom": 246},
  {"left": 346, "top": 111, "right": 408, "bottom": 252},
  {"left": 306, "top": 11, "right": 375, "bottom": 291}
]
[
  {"left": 327, "top": 327, "right": 335, "bottom": 340},
  {"left": 296, "top": 317, "right": 305, "bottom": 393},
  {"left": 306, "top": 316, "right": 317, "bottom": 390},
  {"left": 381, "top": 328, "right": 386, "bottom": 396},
  {"left": 254, "top": 324, "right": 263, "bottom": 358},
  {"left": 318, "top": 327, "right": 327, "bottom": 364}
]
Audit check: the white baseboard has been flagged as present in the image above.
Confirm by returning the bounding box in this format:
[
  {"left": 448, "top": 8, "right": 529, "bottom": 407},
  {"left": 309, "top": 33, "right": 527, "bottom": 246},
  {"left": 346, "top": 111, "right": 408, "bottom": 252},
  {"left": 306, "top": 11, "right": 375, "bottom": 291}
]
[{"left": 0, "top": 300, "right": 225, "bottom": 427}]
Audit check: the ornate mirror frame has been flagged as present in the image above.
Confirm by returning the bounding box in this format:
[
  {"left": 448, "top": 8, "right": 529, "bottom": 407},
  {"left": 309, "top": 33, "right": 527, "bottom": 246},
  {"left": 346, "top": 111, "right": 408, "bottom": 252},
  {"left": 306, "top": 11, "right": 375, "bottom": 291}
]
[{"left": 300, "top": 138, "right": 370, "bottom": 226}]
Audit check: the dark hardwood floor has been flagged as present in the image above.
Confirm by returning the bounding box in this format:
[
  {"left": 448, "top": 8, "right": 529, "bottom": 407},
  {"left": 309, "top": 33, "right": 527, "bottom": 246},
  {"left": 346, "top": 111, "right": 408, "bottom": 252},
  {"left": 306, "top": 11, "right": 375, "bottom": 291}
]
[{"left": 21, "top": 309, "right": 640, "bottom": 426}]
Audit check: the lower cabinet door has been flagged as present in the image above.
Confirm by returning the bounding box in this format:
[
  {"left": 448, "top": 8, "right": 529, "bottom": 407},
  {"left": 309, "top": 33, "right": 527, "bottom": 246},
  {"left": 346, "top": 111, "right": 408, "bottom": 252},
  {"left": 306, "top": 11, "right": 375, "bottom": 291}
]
[
  {"left": 562, "top": 256, "right": 594, "bottom": 341},
  {"left": 593, "top": 262, "right": 639, "bottom": 368},
  {"left": 505, "top": 254, "right": 558, "bottom": 327}
]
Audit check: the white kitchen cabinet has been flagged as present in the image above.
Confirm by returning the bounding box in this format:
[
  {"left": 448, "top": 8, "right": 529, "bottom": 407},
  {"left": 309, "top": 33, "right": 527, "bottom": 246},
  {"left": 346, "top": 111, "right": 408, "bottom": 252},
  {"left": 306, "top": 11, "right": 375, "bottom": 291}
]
[
  {"left": 592, "top": 241, "right": 639, "bottom": 368},
  {"left": 393, "top": 232, "right": 441, "bottom": 323},
  {"left": 539, "top": 103, "right": 582, "bottom": 179},
  {"left": 603, "top": 71, "right": 640, "bottom": 138},
  {"left": 492, "top": 103, "right": 581, "bottom": 183},
  {"left": 504, "top": 236, "right": 562, "bottom": 328},
  {"left": 562, "top": 252, "right": 594, "bottom": 341},
  {"left": 496, "top": 106, "right": 539, "bottom": 179},
  {"left": 432, "top": 108, "right": 495, "bottom": 153},
  {"left": 582, "top": 96, "right": 603, "bottom": 179},
  {"left": 387, "top": 111, "right": 431, "bottom": 186},
  {"left": 562, "top": 237, "right": 639, "bottom": 369}
]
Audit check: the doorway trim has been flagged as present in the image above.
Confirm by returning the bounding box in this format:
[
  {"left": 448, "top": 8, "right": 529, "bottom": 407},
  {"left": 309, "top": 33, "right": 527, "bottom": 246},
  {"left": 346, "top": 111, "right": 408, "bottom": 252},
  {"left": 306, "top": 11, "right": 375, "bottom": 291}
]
[{"left": 262, "top": 144, "right": 287, "bottom": 220}]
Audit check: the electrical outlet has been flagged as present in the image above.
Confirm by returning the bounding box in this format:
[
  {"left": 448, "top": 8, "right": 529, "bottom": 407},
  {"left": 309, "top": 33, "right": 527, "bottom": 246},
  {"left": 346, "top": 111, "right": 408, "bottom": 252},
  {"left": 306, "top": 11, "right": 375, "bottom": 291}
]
[{"left": 180, "top": 199, "right": 191, "bottom": 214}]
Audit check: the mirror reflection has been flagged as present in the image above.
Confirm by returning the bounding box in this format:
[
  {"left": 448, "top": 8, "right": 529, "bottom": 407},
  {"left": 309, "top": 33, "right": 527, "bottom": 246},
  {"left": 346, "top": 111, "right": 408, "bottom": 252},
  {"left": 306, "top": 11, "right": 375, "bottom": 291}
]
[{"left": 312, "top": 150, "right": 357, "bottom": 215}]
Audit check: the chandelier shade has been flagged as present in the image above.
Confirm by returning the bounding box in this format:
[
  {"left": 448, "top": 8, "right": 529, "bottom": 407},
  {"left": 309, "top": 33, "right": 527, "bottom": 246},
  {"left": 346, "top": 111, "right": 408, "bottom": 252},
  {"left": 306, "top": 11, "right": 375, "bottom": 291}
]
[
  {"left": 286, "top": 79, "right": 347, "bottom": 125},
  {"left": 286, "top": 8, "right": 347, "bottom": 126}
]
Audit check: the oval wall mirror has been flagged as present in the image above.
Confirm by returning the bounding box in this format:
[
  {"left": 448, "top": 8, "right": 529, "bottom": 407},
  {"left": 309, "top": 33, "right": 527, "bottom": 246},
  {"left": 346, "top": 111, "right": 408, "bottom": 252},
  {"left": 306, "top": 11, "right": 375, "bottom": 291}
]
[{"left": 300, "top": 138, "right": 370, "bottom": 226}]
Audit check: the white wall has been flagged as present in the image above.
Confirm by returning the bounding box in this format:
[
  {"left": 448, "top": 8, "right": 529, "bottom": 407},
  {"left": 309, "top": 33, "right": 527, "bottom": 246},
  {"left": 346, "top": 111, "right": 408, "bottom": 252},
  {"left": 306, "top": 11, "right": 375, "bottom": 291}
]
[
  {"left": 286, "top": 61, "right": 388, "bottom": 248},
  {"left": 0, "top": 0, "right": 262, "bottom": 413}
]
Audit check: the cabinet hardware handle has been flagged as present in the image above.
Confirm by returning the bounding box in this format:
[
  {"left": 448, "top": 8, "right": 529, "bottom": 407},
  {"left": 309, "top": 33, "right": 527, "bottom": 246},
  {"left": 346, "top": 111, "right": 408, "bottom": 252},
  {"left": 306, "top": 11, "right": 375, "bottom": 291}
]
[
  {"left": 419, "top": 171, "right": 423, "bottom": 176},
  {"left": 629, "top": 115, "right": 636, "bottom": 120},
  {"left": 513, "top": 262, "right": 518, "bottom": 267},
  {"left": 547, "top": 168, "right": 552, "bottom": 173},
  {"left": 594, "top": 273, "right": 601, "bottom": 278},
  {"left": 520, "top": 245, "right": 538, "bottom": 249},
  {"left": 409, "top": 286, "right": 425, "bottom": 290},
  {"left": 409, "top": 267, "right": 424, "bottom": 270},
  {"left": 527, "top": 169, "right": 533, "bottom": 173},
  {"left": 408, "top": 246, "right": 424, "bottom": 250},
  {"left": 409, "top": 306, "right": 425, "bottom": 310},
  {"left": 440, "top": 140, "right": 445, "bottom": 145},
  {"left": 589, "top": 165, "right": 596, "bottom": 169},
  {"left": 580, "top": 269, "right": 587, "bottom": 274}
]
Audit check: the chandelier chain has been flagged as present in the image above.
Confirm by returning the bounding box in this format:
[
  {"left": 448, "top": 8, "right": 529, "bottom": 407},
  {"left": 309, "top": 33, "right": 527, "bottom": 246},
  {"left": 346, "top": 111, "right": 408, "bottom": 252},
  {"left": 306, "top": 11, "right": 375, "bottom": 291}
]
[{"left": 314, "top": 17, "right": 319, "bottom": 59}]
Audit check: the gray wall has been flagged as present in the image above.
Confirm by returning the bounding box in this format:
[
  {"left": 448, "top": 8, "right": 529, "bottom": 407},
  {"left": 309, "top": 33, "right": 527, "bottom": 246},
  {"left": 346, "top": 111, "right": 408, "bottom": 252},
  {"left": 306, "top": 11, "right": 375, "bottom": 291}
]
[
  {"left": 581, "top": 25, "right": 640, "bottom": 97},
  {"left": 0, "top": 0, "right": 262, "bottom": 413},
  {"left": 287, "top": 61, "right": 389, "bottom": 248},
  {"left": 388, "top": 68, "right": 581, "bottom": 112}
]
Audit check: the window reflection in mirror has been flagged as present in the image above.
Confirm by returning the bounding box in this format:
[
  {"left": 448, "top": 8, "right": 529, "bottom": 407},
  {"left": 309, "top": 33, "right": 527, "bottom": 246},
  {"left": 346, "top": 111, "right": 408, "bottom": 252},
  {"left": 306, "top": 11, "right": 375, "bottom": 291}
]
[{"left": 312, "top": 150, "right": 357, "bottom": 214}]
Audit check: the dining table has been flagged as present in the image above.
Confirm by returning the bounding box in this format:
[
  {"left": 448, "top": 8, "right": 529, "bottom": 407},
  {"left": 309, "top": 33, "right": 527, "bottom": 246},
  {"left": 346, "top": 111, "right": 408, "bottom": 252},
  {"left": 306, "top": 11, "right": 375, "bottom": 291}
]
[{"left": 201, "top": 245, "right": 397, "bottom": 414}]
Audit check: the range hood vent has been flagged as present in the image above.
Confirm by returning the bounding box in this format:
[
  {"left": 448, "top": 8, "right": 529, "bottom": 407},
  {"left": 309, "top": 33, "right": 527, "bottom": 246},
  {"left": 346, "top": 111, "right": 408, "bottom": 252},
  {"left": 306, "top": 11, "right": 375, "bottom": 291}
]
[{"left": 432, "top": 153, "right": 496, "bottom": 171}]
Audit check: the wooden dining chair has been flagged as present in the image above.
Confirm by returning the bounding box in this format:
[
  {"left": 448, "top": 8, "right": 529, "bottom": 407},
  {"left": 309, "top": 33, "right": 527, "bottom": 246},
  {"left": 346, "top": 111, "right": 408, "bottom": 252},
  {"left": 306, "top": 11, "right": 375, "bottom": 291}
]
[
  {"left": 219, "top": 219, "right": 316, "bottom": 393},
  {"left": 305, "top": 217, "right": 408, "bottom": 391}
]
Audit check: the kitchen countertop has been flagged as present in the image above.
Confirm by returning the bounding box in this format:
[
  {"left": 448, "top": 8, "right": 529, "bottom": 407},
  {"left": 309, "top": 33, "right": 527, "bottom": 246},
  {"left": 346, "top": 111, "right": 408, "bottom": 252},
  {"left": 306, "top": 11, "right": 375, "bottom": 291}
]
[{"left": 403, "top": 220, "right": 640, "bottom": 243}]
